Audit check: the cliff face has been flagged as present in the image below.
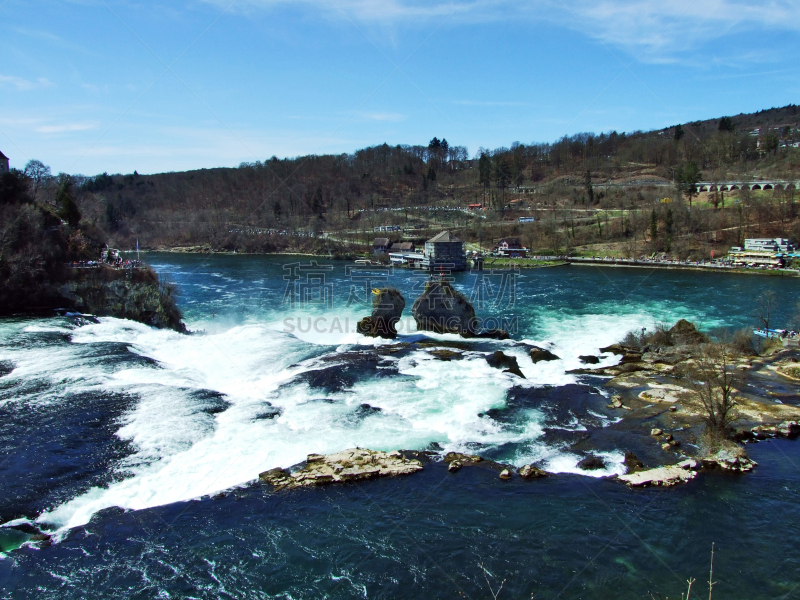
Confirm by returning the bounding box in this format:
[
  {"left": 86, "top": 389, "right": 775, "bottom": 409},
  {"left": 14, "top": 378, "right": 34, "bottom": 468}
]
[
  {"left": 0, "top": 193, "right": 185, "bottom": 332},
  {"left": 57, "top": 267, "right": 185, "bottom": 332}
]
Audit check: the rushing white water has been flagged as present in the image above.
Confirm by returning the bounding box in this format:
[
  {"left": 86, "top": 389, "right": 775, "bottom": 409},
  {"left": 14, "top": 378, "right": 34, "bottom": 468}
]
[{"left": 0, "top": 294, "right": 716, "bottom": 533}]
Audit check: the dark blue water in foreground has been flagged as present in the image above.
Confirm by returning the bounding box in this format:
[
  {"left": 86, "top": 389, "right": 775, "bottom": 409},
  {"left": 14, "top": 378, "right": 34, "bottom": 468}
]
[
  {"left": 3, "top": 440, "right": 800, "bottom": 599},
  {"left": 1, "top": 254, "right": 799, "bottom": 598}
]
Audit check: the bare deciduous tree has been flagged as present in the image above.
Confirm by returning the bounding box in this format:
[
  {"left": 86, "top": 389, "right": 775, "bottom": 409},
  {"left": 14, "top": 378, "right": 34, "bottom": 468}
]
[
  {"left": 23, "top": 159, "right": 52, "bottom": 199},
  {"left": 688, "top": 345, "right": 741, "bottom": 437},
  {"left": 753, "top": 290, "right": 777, "bottom": 331}
]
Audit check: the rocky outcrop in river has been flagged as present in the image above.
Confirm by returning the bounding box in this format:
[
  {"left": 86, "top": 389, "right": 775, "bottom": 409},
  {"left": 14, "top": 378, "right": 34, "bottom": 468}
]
[
  {"left": 411, "top": 279, "right": 478, "bottom": 336},
  {"left": 357, "top": 288, "right": 405, "bottom": 339},
  {"left": 258, "top": 448, "right": 424, "bottom": 490},
  {"left": 411, "top": 278, "right": 508, "bottom": 339},
  {"left": 58, "top": 266, "right": 186, "bottom": 332},
  {"left": 618, "top": 460, "right": 699, "bottom": 487},
  {"left": 486, "top": 351, "right": 525, "bottom": 378}
]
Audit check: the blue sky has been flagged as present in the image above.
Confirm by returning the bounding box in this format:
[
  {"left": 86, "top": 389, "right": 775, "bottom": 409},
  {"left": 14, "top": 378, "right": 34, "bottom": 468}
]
[{"left": 1, "top": 0, "right": 799, "bottom": 175}]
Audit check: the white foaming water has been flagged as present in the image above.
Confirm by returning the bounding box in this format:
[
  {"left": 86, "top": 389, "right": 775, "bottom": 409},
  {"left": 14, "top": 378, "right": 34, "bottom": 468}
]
[
  {"left": 5, "top": 297, "right": 712, "bottom": 532},
  {"left": 517, "top": 299, "right": 724, "bottom": 386}
]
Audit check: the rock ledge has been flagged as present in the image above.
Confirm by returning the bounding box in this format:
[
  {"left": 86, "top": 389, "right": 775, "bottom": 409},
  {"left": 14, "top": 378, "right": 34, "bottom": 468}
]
[
  {"left": 618, "top": 460, "right": 698, "bottom": 487},
  {"left": 259, "top": 448, "right": 423, "bottom": 490}
]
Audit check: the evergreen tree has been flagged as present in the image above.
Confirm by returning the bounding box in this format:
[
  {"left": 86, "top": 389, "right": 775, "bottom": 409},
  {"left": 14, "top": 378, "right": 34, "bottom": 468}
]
[
  {"left": 650, "top": 209, "right": 658, "bottom": 243},
  {"left": 493, "top": 157, "right": 511, "bottom": 206},
  {"left": 585, "top": 170, "right": 594, "bottom": 205},
  {"left": 56, "top": 177, "right": 81, "bottom": 226},
  {"left": 478, "top": 153, "right": 491, "bottom": 203},
  {"left": 677, "top": 161, "right": 701, "bottom": 208},
  {"left": 0, "top": 170, "right": 32, "bottom": 205},
  {"left": 312, "top": 187, "right": 323, "bottom": 215},
  {"left": 718, "top": 116, "right": 735, "bottom": 132}
]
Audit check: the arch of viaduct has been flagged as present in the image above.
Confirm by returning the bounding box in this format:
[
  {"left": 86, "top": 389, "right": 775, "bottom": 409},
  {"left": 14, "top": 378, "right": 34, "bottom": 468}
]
[
  {"left": 694, "top": 181, "right": 800, "bottom": 192},
  {"left": 517, "top": 180, "right": 800, "bottom": 193}
]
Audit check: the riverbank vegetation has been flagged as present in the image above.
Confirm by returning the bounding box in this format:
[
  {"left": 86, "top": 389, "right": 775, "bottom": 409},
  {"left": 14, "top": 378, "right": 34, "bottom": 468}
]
[{"left": 0, "top": 169, "right": 184, "bottom": 330}]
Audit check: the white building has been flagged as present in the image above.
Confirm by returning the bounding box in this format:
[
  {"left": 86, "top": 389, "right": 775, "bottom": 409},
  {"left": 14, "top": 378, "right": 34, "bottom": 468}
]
[
  {"left": 0, "top": 150, "right": 9, "bottom": 174},
  {"left": 744, "top": 238, "right": 794, "bottom": 253}
]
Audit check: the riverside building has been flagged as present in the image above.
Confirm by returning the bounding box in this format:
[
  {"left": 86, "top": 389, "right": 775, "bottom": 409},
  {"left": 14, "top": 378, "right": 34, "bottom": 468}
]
[{"left": 423, "top": 231, "right": 467, "bottom": 272}]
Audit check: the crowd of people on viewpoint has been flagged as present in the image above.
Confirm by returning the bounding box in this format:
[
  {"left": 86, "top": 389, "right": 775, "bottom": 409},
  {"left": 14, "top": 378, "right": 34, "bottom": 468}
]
[{"left": 68, "top": 245, "right": 144, "bottom": 269}]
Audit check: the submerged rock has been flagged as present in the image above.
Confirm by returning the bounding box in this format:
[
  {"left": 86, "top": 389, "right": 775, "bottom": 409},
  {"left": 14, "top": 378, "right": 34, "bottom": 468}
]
[
  {"left": 623, "top": 451, "right": 645, "bottom": 473},
  {"left": 0, "top": 360, "right": 14, "bottom": 378},
  {"left": 427, "top": 349, "right": 464, "bottom": 361},
  {"left": 577, "top": 455, "right": 606, "bottom": 470},
  {"left": 259, "top": 448, "right": 423, "bottom": 491},
  {"left": 448, "top": 460, "right": 463, "bottom": 472},
  {"left": 579, "top": 355, "right": 600, "bottom": 364},
  {"left": 444, "top": 452, "right": 483, "bottom": 465},
  {"left": 529, "top": 347, "right": 560, "bottom": 364},
  {"left": 474, "top": 328, "right": 510, "bottom": 340},
  {"left": 486, "top": 351, "right": 526, "bottom": 378},
  {"left": 296, "top": 366, "right": 357, "bottom": 393},
  {"left": 608, "top": 395, "right": 624, "bottom": 409},
  {"left": 357, "top": 288, "right": 406, "bottom": 339}
]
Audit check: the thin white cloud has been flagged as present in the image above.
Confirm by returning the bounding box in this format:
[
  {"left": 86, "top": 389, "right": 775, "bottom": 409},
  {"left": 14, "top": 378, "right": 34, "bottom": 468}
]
[
  {"left": 454, "top": 100, "right": 527, "bottom": 107},
  {"left": 360, "top": 112, "right": 407, "bottom": 122},
  {"left": 0, "top": 74, "right": 55, "bottom": 91},
  {"left": 82, "top": 83, "right": 110, "bottom": 93},
  {"left": 14, "top": 26, "right": 95, "bottom": 55},
  {"left": 201, "top": 0, "right": 800, "bottom": 62},
  {"left": 213, "top": 0, "right": 488, "bottom": 21},
  {"left": 36, "top": 123, "right": 99, "bottom": 134},
  {"left": 565, "top": 0, "right": 799, "bottom": 57}
]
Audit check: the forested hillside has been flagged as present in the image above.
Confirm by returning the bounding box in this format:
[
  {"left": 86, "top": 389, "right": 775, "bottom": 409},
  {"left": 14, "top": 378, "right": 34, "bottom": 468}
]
[{"left": 12, "top": 103, "right": 800, "bottom": 259}]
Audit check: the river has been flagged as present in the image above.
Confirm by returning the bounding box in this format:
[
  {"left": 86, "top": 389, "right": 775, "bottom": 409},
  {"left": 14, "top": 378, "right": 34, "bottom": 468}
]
[{"left": 1, "top": 254, "right": 798, "bottom": 598}]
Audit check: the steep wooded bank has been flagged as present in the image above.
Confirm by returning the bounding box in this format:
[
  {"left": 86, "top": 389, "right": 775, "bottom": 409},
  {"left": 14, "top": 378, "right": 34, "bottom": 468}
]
[{"left": 0, "top": 170, "right": 184, "bottom": 331}]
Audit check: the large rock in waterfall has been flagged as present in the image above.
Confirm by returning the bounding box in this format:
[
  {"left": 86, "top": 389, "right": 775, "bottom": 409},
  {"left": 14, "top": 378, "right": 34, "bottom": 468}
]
[
  {"left": 486, "top": 351, "right": 526, "bottom": 378},
  {"left": 357, "top": 287, "right": 406, "bottom": 339},
  {"left": 411, "top": 279, "right": 478, "bottom": 336}
]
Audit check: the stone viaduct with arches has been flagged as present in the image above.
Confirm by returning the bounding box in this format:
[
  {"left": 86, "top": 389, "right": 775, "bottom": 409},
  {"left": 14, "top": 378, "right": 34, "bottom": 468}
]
[{"left": 693, "top": 180, "right": 799, "bottom": 192}]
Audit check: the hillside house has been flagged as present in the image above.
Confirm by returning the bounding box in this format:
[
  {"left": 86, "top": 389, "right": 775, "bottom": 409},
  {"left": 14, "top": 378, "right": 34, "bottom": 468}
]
[
  {"left": 495, "top": 238, "right": 528, "bottom": 258},
  {"left": 373, "top": 238, "right": 392, "bottom": 254},
  {"left": 0, "top": 150, "right": 8, "bottom": 174},
  {"left": 392, "top": 241, "right": 415, "bottom": 252}
]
